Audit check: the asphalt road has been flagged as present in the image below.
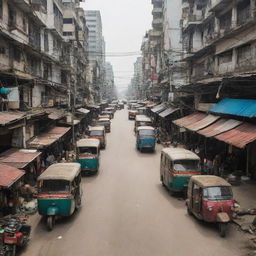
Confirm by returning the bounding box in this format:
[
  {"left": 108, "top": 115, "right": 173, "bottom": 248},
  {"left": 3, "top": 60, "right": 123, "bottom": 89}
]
[{"left": 22, "top": 109, "right": 250, "bottom": 256}]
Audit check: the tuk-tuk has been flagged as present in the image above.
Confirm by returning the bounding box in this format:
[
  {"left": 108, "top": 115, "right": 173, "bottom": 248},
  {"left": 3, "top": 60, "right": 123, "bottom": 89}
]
[
  {"left": 160, "top": 148, "right": 201, "bottom": 194},
  {"left": 102, "top": 110, "right": 113, "bottom": 119},
  {"left": 99, "top": 114, "right": 111, "bottom": 119},
  {"left": 88, "top": 126, "right": 106, "bottom": 149},
  {"left": 108, "top": 105, "right": 117, "bottom": 112},
  {"left": 186, "top": 175, "right": 234, "bottom": 237},
  {"left": 76, "top": 138, "right": 100, "bottom": 174},
  {"left": 105, "top": 108, "right": 115, "bottom": 118},
  {"left": 134, "top": 115, "right": 153, "bottom": 132},
  {"left": 37, "top": 163, "right": 82, "bottom": 231},
  {"left": 96, "top": 117, "right": 111, "bottom": 133},
  {"left": 137, "top": 107, "right": 147, "bottom": 115},
  {"left": 136, "top": 126, "right": 156, "bottom": 152}
]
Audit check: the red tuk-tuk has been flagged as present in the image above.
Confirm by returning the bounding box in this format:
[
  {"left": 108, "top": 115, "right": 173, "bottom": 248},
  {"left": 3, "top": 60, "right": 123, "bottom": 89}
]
[{"left": 186, "top": 175, "right": 234, "bottom": 237}]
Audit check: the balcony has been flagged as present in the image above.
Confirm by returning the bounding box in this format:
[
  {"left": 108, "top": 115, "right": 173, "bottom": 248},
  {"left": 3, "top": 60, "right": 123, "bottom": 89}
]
[
  {"left": 152, "top": 7, "right": 163, "bottom": 15},
  {"left": 152, "top": 18, "right": 163, "bottom": 29},
  {"left": 148, "top": 29, "right": 162, "bottom": 40},
  {"left": 209, "top": 0, "right": 230, "bottom": 13}
]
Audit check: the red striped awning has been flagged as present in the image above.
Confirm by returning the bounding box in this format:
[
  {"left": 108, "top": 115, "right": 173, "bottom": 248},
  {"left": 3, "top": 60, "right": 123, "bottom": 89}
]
[
  {"left": 215, "top": 123, "right": 256, "bottom": 148},
  {"left": 173, "top": 113, "right": 206, "bottom": 128},
  {"left": 198, "top": 119, "right": 242, "bottom": 137}
]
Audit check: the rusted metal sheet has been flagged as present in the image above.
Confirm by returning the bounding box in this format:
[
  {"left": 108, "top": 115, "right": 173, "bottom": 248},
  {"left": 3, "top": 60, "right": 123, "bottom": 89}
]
[
  {"left": 215, "top": 123, "right": 256, "bottom": 148},
  {"left": 0, "top": 148, "right": 41, "bottom": 169},
  {"left": 0, "top": 112, "right": 25, "bottom": 126},
  {"left": 173, "top": 113, "right": 206, "bottom": 128},
  {"left": 45, "top": 108, "right": 66, "bottom": 120},
  {"left": 186, "top": 115, "right": 220, "bottom": 131},
  {"left": 0, "top": 164, "right": 25, "bottom": 188},
  {"left": 198, "top": 119, "right": 242, "bottom": 137},
  {"left": 151, "top": 103, "right": 166, "bottom": 113},
  {"left": 28, "top": 127, "right": 71, "bottom": 149}
]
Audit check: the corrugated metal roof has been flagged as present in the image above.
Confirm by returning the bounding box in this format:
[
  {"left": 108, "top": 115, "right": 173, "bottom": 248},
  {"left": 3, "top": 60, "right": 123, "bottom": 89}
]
[
  {"left": 0, "top": 164, "right": 25, "bottom": 188},
  {"left": 173, "top": 113, "right": 206, "bottom": 127},
  {"left": 45, "top": 108, "right": 66, "bottom": 120},
  {"left": 77, "top": 108, "right": 90, "bottom": 114},
  {"left": 198, "top": 119, "right": 242, "bottom": 137},
  {"left": 151, "top": 103, "right": 166, "bottom": 113},
  {"left": 159, "top": 107, "right": 179, "bottom": 118},
  {"left": 28, "top": 127, "right": 71, "bottom": 149},
  {"left": 0, "top": 112, "right": 25, "bottom": 126},
  {"left": 186, "top": 114, "right": 220, "bottom": 131},
  {"left": 210, "top": 98, "right": 256, "bottom": 118},
  {"left": 215, "top": 123, "right": 256, "bottom": 148},
  {"left": 0, "top": 149, "right": 41, "bottom": 169}
]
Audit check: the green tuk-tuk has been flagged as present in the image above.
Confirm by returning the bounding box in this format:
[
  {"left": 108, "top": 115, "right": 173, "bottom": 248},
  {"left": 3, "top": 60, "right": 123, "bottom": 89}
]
[
  {"left": 37, "top": 163, "right": 82, "bottom": 230},
  {"left": 76, "top": 138, "right": 100, "bottom": 174},
  {"left": 160, "top": 148, "right": 201, "bottom": 194}
]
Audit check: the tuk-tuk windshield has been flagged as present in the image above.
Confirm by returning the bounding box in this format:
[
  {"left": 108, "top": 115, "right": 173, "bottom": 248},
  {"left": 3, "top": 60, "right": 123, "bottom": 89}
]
[
  {"left": 78, "top": 147, "right": 97, "bottom": 155},
  {"left": 90, "top": 130, "right": 103, "bottom": 136},
  {"left": 203, "top": 186, "right": 233, "bottom": 201},
  {"left": 173, "top": 160, "right": 199, "bottom": 172},
  {"left": 138, "top": 130, "right": 155, "bottom": 136},
  {"left": 39, "top": 180, "right": 70, "bottom": 193}
]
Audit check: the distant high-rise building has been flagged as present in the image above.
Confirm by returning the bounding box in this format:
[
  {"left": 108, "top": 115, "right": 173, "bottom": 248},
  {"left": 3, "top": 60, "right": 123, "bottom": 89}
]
[
  {"left": 85, "top": 10, "right": 104, "bottom": 63},
  {"left": 85, "top": 10, "right": 106, "bottom": 101}
]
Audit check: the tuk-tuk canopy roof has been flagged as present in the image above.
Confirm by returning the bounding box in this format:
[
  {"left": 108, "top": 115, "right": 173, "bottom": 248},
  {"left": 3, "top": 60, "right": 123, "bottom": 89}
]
[
  {"left": 136, "top": 115, "right": 151, "bottom": 122},
  {"left": 38, "top": 163, "right": 81, "bottom": 182},
  {"left": 98, "top": 117, "right": 110, "bottom": 121},
  {"left": 137, "top": 126, "right": 155, "bottom": 131},
  {"left": 190, "top": 175, "right": 231, "bottom": 188},
  {"left": 77, "top": 138, "right": 100, "bottom": 148},
  {"left": 162, "top": 148, "right": 200, "bottom": 161},
  {"left": 89, "top": 126, "right": 105, "bottom": 131}
]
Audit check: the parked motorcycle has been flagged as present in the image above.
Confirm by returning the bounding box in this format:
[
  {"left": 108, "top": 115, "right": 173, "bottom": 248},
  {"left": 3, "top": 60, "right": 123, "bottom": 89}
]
[{"left": 0, "top": 215, "right": 31, "bottom": 256}]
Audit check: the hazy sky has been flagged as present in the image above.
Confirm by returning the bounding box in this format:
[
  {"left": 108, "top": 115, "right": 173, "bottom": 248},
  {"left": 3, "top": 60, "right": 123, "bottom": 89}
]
[{"left": 80, "top": 0, "right": 152, "bottom": 92}]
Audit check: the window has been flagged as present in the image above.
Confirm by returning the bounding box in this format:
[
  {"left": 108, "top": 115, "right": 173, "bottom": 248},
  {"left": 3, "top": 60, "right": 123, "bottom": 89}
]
[
  {"left": 63, "top": 18, "right": 73, "bottom": 24},
  {"left": 40, "top": 0, "right": 47, "bottom": 13},
  {"left": 8, "top": 6, "right": 16, "bottom": 27},
  {"left": 237, "top": 44, "right": 251, "bottom": 63},
  {"left": 237, "top": 0, "right": 251, "bottom": 25},
  {"left": 218, "top": 50, "right": 232, "bottom": 64},
  {"left": 88, "top": 25, "right": 96, "bottom": 28},
  {"left": 0, "top": 46, "right": 5, "bottom": 54},
  {"left": 39, "top": 180, "right": 70, "bottom": 193},
  {"left": 44, "top": 30, "right": 49, "bottom": 52},
  {"left": 219, "top": 10, "right": 232, "bottom": 30},
  {"left": 13, "top": 47, "right": 21, "bottom": 62},
  {"left": 78, "top": 147, "right": 97, "bottom": 155},
  {"left": 22, "top": 16, "right": 27, "bottom": 32},
  {"left": 63, "top": 32, "right": 73, "bottom": 36},
  {"left": 0, "top": 0, "right": 3, "bottom": 19}
]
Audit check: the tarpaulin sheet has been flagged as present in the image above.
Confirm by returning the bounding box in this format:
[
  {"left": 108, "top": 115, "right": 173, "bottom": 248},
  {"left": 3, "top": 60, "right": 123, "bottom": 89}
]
[{"left": 210, "top": 98, "right": 256, "bottom": 118}]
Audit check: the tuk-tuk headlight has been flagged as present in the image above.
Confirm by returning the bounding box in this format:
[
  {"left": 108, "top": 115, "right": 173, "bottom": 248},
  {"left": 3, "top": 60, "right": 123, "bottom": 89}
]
[{"left": 207, "top": 206, "right": 213, "bottom": 211}]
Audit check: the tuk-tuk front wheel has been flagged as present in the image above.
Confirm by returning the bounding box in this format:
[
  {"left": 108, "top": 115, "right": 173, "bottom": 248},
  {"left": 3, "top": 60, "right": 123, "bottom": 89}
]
[
  {"left": 218, "top": 222, "right": 227, "bottom": 237},
  {"left": 47, "top": 216, "right": 55, "bottom": 231}
]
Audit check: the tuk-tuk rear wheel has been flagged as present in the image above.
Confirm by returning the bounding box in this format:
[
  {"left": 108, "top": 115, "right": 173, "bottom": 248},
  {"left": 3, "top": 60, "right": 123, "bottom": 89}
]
[
  {"left": 218, "top": 223, "right": 227, "bottom": 237},
  {"left": 47, "top": 216, "right": 55, "bottom": 231}
]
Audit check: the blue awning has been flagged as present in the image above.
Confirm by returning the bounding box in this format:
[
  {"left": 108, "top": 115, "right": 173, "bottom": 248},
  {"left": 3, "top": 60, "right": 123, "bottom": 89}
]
[{"left": 210, "top": 98, "right": 256, "bottom": 118}]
